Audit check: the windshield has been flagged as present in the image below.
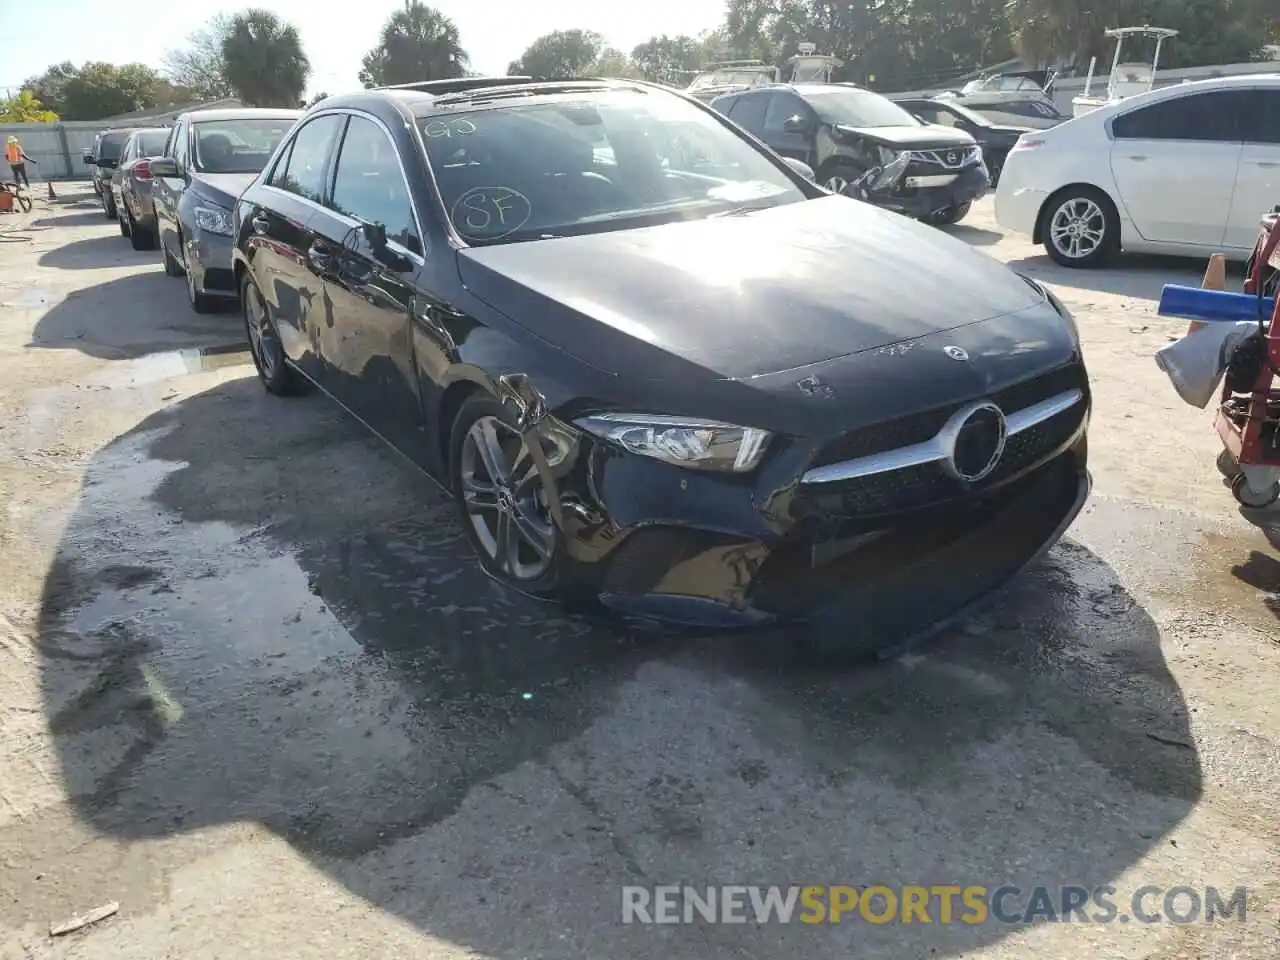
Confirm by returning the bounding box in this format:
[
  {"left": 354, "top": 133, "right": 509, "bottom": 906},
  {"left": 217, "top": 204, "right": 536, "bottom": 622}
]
[
  {"left": 137, "top": 131, "right": 169, "bottom": 156},
  {"left": 99, "top": 133, "right": 131, "bottom": 161},
  {"left": 192, "top": 118, "right": 296, "bottom": 174},
  {"left": 421, "top": 89, "right": 807, "bottom": 245},
  {"left": 805, "top": 89, "right": 921, "bottom": 128}
]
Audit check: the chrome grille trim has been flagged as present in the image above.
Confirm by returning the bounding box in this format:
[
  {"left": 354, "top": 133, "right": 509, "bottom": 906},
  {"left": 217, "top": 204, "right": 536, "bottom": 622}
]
[
  {"left": 909, "top": 145, "right": 981, "bottom": 169},
  {"left": 801, "top": 388, "right": 1083, "bottom": 485}
]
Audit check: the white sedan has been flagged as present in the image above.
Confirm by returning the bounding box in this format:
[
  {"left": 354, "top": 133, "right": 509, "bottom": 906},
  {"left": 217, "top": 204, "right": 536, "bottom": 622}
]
[{"left": 995, "top": 74, "right": 1280, "bottom": 268}]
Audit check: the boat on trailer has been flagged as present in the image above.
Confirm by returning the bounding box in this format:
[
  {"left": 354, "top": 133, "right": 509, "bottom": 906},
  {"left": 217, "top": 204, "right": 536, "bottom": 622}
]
[
  {"left": 683, "top": 60, "right": 778, "bottom": 102},
  {"left": 1072, "top": 26, "right": 1179, "bottom": 117},
  {"left": 934, "top": 70, "right": 1067, "bottom": 128}
]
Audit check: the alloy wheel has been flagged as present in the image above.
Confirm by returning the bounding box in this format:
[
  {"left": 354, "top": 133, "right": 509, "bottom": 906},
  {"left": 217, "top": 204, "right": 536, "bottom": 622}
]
[
  {"left": 1049, "top": 197, "right": 1106, "bottom": 260},
  {"left": 244, "top": 283, "right": 280, "bottom": 380},
  {"left": 458, "top": 416, "right": 556, "bottom": 582},
  {"left": 825, "top": 175, "right": 850, "bottom": 195}
]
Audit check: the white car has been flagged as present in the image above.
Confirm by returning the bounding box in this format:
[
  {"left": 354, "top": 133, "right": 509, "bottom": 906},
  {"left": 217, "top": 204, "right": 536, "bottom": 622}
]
[{"left": 995, "top": 75, "right": 1280, "bottom": 268}]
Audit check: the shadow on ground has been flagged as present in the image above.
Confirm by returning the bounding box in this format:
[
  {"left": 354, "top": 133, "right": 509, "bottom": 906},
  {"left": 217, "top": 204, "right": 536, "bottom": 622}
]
[
  {"left": 1006, "top": 252, "right": 1223, "bottom": 301},
  {"left": 940, "top": 222, "right": 1003, "bottom": 246},
  {"left": 23, "top": 375, "right": 1202, "bottom": 957},
  {"left": 32, "top": 210, "right": 113, "bottom": 229},
  {"left": 29, "top": 271, "right": 244, "bottom": 359},
  {"left": 37, "top": 234, "right": 158, "bottom": 270}
]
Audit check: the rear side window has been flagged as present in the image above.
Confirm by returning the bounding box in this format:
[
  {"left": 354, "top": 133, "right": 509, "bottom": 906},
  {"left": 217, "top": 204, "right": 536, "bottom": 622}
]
[
  {"left": 1239, "top": 89, "right": 1280, "bottom": 144},
  {"left": 138, "top": 131, "right": 169, "bottom": 156},
  {"left": 329, "top": 115, "right": 421, "bottom": 255},
  {"left": 272, "top": 114, "right": 343, "bottom": 203},
  {"left": 1111, "top": 91, "right": 1247, "bottom": 142},
  {"left": 728, "top": 93, "right": 768, "bottom": 133}
]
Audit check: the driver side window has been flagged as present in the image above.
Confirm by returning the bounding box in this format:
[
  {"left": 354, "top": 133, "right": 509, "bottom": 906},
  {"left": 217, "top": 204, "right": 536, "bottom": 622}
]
[{"left": 763, "top": 94, "right": 810, "bottom": 136}]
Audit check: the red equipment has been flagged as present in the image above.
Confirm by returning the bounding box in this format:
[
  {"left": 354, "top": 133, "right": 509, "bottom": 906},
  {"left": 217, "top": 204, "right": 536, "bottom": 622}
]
[{"left": 1214, "top": 212, "right": 1280, "bottom": 506}]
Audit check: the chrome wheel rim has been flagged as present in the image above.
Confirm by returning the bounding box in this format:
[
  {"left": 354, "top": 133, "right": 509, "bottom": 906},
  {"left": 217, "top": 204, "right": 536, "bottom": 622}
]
[
  {"left": 1049, "top": 198, "right": 1105, "bottom": 260},
  {"left": 244, "top": 284, "right": 279, "bottom": 380},
  {"left": 826, "top": 175, "right": 850, "bottom": 195},
  {"left": 459, "top": 416, "right": 555, "bottom": 581}
]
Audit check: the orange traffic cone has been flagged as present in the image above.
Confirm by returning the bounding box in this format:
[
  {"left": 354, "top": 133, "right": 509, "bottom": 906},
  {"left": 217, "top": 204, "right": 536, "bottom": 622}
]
[{"left": 1188, "top": 254, "right": 1227, "bottom": 336}]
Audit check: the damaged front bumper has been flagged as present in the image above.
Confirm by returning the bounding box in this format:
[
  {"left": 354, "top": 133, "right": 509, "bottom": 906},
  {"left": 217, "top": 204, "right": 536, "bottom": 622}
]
[{"left": 549, "top": 400, "right": 1090, "bottom": 642}]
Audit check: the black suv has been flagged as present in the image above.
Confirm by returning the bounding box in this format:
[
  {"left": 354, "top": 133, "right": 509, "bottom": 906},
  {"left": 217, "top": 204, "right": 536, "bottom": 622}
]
[{"left": 711, "top": 84, "right": 988, "bottom": 225}]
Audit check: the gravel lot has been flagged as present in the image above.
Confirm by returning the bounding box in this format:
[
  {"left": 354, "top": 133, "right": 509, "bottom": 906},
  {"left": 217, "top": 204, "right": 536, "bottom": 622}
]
[{"left": 0, "top": 187, "right": 1277, "bottom": 959}]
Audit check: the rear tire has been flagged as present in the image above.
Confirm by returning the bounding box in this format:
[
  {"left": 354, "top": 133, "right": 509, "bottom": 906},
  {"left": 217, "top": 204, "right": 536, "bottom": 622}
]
[
  {"left": 1040, "top": 186, "right": 1119, "bottom": 269},
  {"left": 821, "top": 160, "right": 868, "bottom": 197},
  {"left": 243, "top": 273, "right": 305, "bottom": 397},
  {"left": 118, "top": 207, "right": 131, "bottom": 237}
]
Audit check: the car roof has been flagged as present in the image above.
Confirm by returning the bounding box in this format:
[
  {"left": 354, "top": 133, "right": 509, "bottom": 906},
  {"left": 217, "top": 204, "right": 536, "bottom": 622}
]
[
  {"left": 313, "top": 77, "right": 660, "bottom": 120},
  {"left": 183, "top": 108, "right": 303, "bottom": 123},
  {"left": 1078, "top": 72, "right": 1280, "bottom": 119}
]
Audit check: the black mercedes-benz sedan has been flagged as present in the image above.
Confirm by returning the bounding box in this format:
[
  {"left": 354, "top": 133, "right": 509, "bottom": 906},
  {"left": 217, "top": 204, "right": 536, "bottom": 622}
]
[{"left": 231, "top": 76, "right": 1091, "bottom": 646}]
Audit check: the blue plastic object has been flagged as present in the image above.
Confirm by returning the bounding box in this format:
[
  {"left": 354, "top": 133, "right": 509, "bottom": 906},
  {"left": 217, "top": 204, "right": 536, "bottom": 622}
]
[{"left": 1157, "top": 284, "right": 1276, "bottom": 324}]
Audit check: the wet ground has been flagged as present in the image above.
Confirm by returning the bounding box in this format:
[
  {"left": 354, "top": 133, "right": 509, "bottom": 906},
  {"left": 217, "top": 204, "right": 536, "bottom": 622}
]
[{"left": 0, "top": 189, "right": 1277, "bottom": 958}]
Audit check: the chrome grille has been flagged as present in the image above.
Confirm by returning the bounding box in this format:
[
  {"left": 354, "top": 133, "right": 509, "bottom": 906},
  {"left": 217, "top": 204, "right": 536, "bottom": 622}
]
[{"left": 909, "top": 145, "right": 981, "bottom": 169}]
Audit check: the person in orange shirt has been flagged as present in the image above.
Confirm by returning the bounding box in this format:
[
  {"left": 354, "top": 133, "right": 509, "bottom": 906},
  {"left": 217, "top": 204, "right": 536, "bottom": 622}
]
[{"left": 6, "top": 136, "right": 37, "bottom": 188}]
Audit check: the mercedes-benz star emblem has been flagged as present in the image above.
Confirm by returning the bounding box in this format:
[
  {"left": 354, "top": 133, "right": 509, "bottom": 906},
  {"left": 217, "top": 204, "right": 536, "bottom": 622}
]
[
  {"left": 944, "top": 403, "right": 1007, "bottom": 483},
  {"left": 943, "top": 345, "right": 969, "bottom": 361},
  {"left": 946, "top": 151, "right": 959, "bottom": 165}
]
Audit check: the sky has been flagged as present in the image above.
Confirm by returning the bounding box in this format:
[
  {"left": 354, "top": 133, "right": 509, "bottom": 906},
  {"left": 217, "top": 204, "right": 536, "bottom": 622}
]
[{"left": 0, "top": 0, "right": 727, "bottom": 98}]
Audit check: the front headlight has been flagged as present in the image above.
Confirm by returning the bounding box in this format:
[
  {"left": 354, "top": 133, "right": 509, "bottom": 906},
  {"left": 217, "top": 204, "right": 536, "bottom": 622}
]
[
  {"left": 193, "top": 204, "right": 233, "bottom": 236},
  {"left": 574, "top": 413, "right": 772, "bottom": 473}
]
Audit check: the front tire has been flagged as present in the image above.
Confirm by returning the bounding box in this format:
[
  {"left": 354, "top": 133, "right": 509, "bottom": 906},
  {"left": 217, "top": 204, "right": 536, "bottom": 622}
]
[
  {"left": 449, "top": 393, "right": 566, "bottom": 598},
  {"left": 127, "top": 207, "right": 155, "bottom": 251},
  {"left": 821, "top": 160, "right": 868, "bottom": 197},
  {"left": 102, "top": 191, "right": 117, "bottom": 220},
  {"left": 118, "top": 207, "right": 130, "bottom": 237},
  {"left": 162, "top": 237, "right": 183, "bottom": 277},
  {"left": 1041, "top": 186, "right": 1119, "bottom": 268},
  {"left": 926, "top": 201, "right": 972, "bottom": 226},
  {"left": 181, "top": 236, "right": 216, "bottom": 314},
  {"left": 243, "top": 273, "right": 304, "bottom": 396}
]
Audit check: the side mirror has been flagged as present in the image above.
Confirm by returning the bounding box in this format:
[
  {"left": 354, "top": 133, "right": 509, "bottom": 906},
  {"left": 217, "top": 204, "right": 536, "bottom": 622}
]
[
  {"left": 781, "top": 156, "right": 816, "bottom": 182},
  {"left": 361, "top": 221, "right": 412, "bottom": 272},
  {"left": 782, "top": 115, "right": 809, "bottom": 134},
  {"left": 149, "top": 157, "right": 181, "bottom": 178},
  {"left": 82, "top": 153, "right": 94, "bottom": 165}
]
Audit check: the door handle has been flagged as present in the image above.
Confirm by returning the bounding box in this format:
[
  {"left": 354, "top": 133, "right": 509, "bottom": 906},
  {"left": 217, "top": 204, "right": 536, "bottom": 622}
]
[
  {"left": 251, "top": 215, "right": 270, "bottom": 235},
  {"left": 1255, "top": 161, "right": 1280, "bottom": 169},
  {"left": 1124, "top": 154, "right": 1148, "bottom": 161},
  {"left": 308, "top": 241, "right": 333, "bottom": 272}
]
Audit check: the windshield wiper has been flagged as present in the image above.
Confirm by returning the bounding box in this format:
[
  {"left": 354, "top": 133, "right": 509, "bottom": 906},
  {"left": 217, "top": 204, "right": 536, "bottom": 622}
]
[{"left": 709, "top": 199, "right": 782, "bottom": 218}]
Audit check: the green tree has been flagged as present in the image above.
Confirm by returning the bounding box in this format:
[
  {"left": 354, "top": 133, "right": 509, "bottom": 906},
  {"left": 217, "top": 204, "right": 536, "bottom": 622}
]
[
  {"left": 359, "top": 1, "right": 468, "bottom": 87},
  {"left": 0, "top": 90, "right": 58, "bottom": 122},
  {"left": 508, "top": 29, "right": 605, "bottom": 78},
  {"left": 19, "top": 62, "right": 78, "bottom": 117},
  {"left": 221, "top": 9, "right": 311, "bottom": 107},
  {"left": 630, "top": 34, "right": 705, "bottom": 83},
  {"left": 306, "top": 91, "right": 330, "bottom": 107},
  {"left": 590, "top": 48, "right": 641, "bottom": 78},
  {"left": 162, "top": 14, "right": 234, "bottom": 101},
  {"left": 60, "top": 62, "right": 166, "bottom": 120}
]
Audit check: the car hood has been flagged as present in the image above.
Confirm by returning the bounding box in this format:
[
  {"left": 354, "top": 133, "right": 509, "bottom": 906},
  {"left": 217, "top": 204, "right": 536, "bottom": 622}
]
[
  {"left": 838, "top": 123, "right": 976, "bottom": 149},
  {"left": 457, "top": 195, "right": 1044, "bottom": 381},
  {"left": 190, "top": 172, "right": 257, "bottom": 207}
]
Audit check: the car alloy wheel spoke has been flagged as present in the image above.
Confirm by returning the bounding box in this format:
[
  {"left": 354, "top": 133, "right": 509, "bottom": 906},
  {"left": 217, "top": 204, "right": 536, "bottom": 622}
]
[
  {"left": 461, "top": 415, "right": 554, "bottom": 580},
  {"left": 468, "top": 418, "right": 510, "bottom": 485},
  {"left": 827, "top": 176, "right": 848, "bottom": 195},
  {"left": 1050, "top": 199, "right": 1103, "bottom": 258}
]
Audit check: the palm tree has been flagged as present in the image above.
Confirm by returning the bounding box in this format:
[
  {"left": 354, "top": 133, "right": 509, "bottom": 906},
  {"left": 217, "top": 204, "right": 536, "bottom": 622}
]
[
  {"left": 358, "top": 1, "right": 468, "bottom": 88},
  {"left": 221, "top": 9, "right": 311, "bottom": 107},
  {"left": 0, "top": 90, "right": 58, "bottom": 123}
]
